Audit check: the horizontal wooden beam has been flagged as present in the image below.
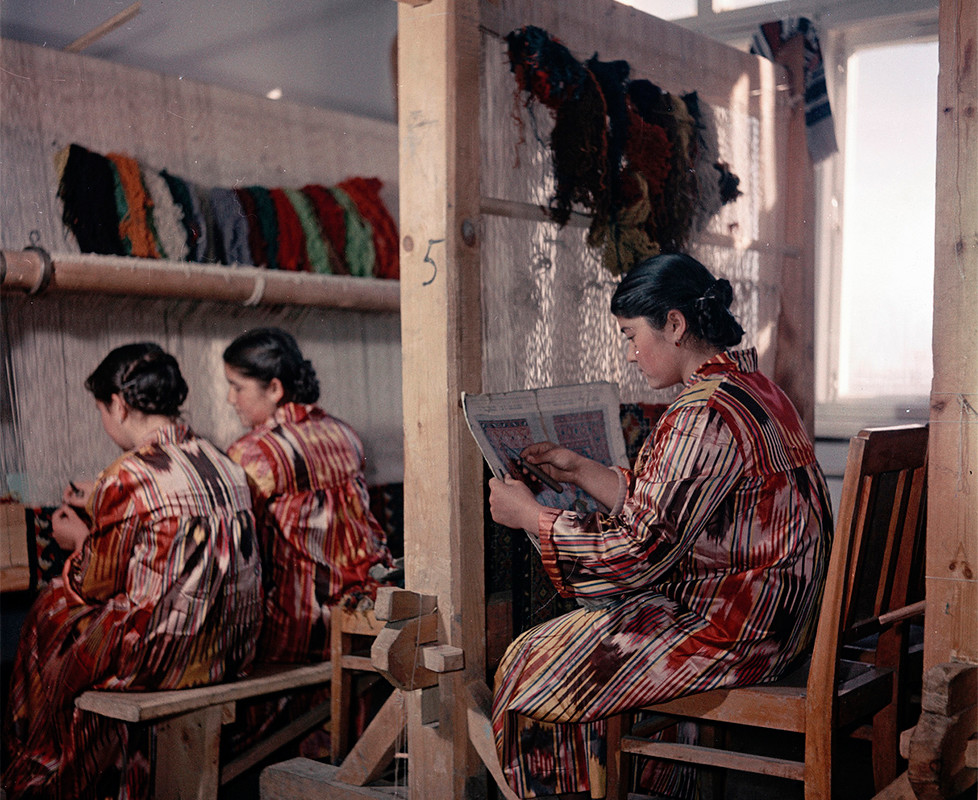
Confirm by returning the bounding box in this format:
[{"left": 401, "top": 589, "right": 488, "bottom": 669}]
[{"left": 0, "top": 249, "right": 399, "bottom": 311}]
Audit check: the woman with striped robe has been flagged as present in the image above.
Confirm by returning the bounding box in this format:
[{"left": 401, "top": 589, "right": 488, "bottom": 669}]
[
  {"left": 223, "top": 327, "right": 392, "bottom": 663},
  {"left": 2, "top": 344, "right": 263, "bottom": 800},
  {"left": 488, "top": 253, "right": 833, "bottom": 798}
]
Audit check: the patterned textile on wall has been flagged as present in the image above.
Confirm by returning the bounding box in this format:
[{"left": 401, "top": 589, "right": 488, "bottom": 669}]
[
  {"left": 368, "top": 482, "right": 405, "bottom": 561},
  {"left": 24, "top": 507, "right": 65, "bottom": 591}
]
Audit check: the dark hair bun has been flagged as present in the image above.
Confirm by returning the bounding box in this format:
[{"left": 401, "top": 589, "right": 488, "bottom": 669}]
[
  {"left": 120, "top": 350, "right": 188, "bottom": 415},
  {"left": 694, "top": 279, "right": 743, "bottom": 348},
  {"left": 85, "top": 342, "right": 188, "bottom": 417}
]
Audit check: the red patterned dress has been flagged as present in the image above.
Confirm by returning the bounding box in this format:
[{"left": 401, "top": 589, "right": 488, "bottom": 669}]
[
  {"left": 2, "top": 423, "right": 263, "bottom": 800},
  {"left": 491, "top": 349, "right": 834, "bottom": 797},
  {"left": 227, "top": 402, "right": 392, "bottom": 662}
]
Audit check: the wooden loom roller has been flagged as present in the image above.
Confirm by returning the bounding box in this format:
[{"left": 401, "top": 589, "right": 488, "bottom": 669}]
[{"left": 0, "top": 248, "right": 400, "bottom": 311}]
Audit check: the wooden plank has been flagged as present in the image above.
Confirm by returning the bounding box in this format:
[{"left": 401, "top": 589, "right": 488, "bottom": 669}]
[
  {"left": 153, "top": 703, "right": 226, "bottom": 800},
  {"left": 926, "top": 0, "right": 978, "bottom": 672},
  {"left": 335, "top": 691, "right": 407, "bottom": 786},
  {"left": 64, "top": 2, "right": 142, "bottom": 53},
  {"left": 397, "top": 0, "right": 486, "bottom": 798},
  {"left": 261, "top": 758, "right": 407, "bottom": 800},
  {"left": 464, "top": 681, "right": 520, "bottom": 800},
  {"left": 0, "top": 503, "right": 30, "bottom": 592},
  {"left": 871, "top": 771, "right": 915, "bottom": 800},
  {"left": 221, "top": 699, "right": 332, "bottom": 785},
  {"left": 75, "top": 661, "right": 332, "bottom": 722},
  {"left": 645, "top": 684, "right": 807, "bottom": 733},
  {"left": 620, "top": 738, "right": 805, "bottom": 782}
]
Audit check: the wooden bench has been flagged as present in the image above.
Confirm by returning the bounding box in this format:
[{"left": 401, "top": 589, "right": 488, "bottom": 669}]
[
  {"left": 77, "top": 661, "right": 333, "bottom": 799},
  {"left": 76, "top": 608, "right": 387, "bottom": 799}
]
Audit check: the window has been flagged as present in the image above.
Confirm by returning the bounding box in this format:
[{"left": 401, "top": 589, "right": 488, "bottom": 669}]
[{"left": 815, "top": 30, "right": 938, "bottom": 436}]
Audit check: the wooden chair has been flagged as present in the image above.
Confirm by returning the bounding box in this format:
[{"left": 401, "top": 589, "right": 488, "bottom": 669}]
[{"left": 608, "top": 424, "right": 929, "bottom": 800}]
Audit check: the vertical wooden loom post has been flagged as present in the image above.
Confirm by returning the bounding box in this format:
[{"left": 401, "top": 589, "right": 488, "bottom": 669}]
[
  {"left": 397, "top": 1, "right": 487, "bottom": 798},
  {"left": 926, "top": 0, "right": 978, "bottom": 672},
  {"left": 772, "top": 33, "right": 817, "bottom": 441}
]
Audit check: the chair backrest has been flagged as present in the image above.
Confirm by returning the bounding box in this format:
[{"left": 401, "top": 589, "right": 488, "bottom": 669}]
[{"left": 806, "top": 424, "right": 929, "bottom": 710}]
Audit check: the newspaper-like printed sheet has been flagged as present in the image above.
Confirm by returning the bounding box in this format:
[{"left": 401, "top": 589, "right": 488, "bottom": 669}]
[{"left": 462, "top": 382, "right": 628, "bottom": 528}]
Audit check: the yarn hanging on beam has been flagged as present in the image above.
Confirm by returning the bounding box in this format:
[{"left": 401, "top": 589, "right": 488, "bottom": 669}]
[
  {"left": 51, "top": 143, "right": 398, "bottom": 279},
  {"left": 505, "top": 25, "right": 742, "bottom": 275}
]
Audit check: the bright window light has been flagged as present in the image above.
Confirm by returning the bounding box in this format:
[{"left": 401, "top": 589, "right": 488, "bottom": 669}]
[{"left": 837, "top": 40, "right": 938, "bottom": 398}]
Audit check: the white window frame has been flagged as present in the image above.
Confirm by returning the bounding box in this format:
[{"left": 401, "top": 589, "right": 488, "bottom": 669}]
[
  {"left": 647, "top": 0, "right": 939, "bottom": 439},
  {"left": 814, "top": 13, "right": 938, "bottom": 438}
]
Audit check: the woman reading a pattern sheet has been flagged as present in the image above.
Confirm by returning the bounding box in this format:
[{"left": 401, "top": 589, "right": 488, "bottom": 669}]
[
  {"left": 2, "top": 343, "right": 263, "bottom": 800},
  {"left": 488, "top": 253, "right": 834, "bottom": 799}
]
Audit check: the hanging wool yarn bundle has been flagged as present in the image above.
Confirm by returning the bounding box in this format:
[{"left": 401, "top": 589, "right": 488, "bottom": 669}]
[
  {"left": 106, "top": 151, "right": 162, "bottom": 259},
  {"left": 505, "top": 26, "right": 742, "bottom": 275},
  {"left": 269, "top": 188, "right": 309, "bottom": 271},
  {"left": 161, "top": 170, "right": 208, "bottom": 262},
  {"left": 329, "top": 185, "right": 376, "bottom": 278},
  {"left": 55, "top": 144, "right": 126, "bottom": 256},
  {"left": 211, "top": 187, "right": 254, "bottom": 266},
  {"left": 283, "top": 187, "right": 333, "bottom": 273},
  {"left": 302, "top": 184, "right": 350, "bottom": 274},
  {"left": 505, "top": 26, "right": 611, "bottom": 234},
  {"left": 52, "top": 143, "right": 399, "bottom": 278},
  {"left": 338, "top": 177, "right": 400, "bottom": 280},
  {"left": 141, "top": 166, "right": 189, "bottom": 262}
]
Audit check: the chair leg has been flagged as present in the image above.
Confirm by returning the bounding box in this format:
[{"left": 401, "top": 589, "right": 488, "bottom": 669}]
[
  {"left": 330, "top": 616, "right": 354, "bottom": 764},
  {"left": 606, "top": 713, "right": 626, "bottom": 800},
  {"left": 804, "top": 728, "right": 833, "bottom": 800}
]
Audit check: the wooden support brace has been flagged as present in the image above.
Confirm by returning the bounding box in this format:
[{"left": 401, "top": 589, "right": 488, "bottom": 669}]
[
  {"left": 374, "top": 587, "right": 438, "bottom": 622},
  {"left": 421, "top": 644, "right": 464, "bottom": 673},
  {"left": 335, "top": 691, "right": 407, "bottom": 786},
  {"left": 153, "top": 703, "right": 228, "bottom": 800},
  {"left": 371, "top": 613, "right": 440, "bottom": 691}
]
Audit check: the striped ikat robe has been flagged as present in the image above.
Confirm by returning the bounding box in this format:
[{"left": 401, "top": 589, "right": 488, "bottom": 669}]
[
  {"left": 2, "top": 423, "right": 263, "bottom": 800},
  {"left": 227, "top": 402, "right": 393, "bottom": 663},
  {"left": 492, "top": 349, "right": 834, "bottom": 797}
]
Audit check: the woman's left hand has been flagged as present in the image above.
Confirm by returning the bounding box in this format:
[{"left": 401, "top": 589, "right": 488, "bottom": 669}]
[
  {"left": 489, "top": 475, "right": 544, "bottom": 532},
  {"left": 51, "top": 505, "right": 90, "bottom": 553}
]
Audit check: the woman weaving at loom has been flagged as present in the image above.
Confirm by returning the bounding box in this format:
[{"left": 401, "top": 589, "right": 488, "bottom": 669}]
[
  {"left": 2, "top": 343, "right": 263, "bottom": 800},
  {"left": 223, "top": 327, "right": 393, "bottom": 663},
  {"left": 488, "top": 253, "right": 834, "bottom": 799}
]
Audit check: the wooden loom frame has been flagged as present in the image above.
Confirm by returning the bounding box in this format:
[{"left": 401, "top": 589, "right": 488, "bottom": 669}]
[{"left": 394, "top": 1, "right": 815, "bottom": 797}]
